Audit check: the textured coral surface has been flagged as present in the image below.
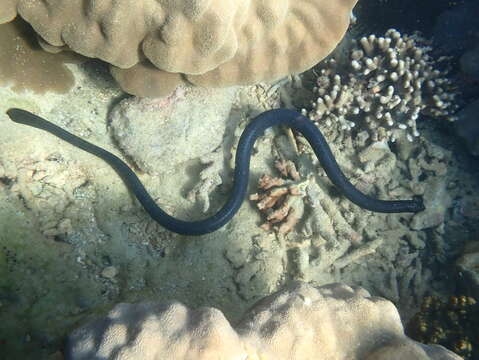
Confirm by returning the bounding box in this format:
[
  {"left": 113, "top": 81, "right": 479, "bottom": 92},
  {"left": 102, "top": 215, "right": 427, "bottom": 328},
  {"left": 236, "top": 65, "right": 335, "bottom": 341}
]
[
  {"left": 66, "top": 282, "right": 461, "bottom": 360},
  {"left": 4, "top": 0, "right": 358, "bottom": 96}
]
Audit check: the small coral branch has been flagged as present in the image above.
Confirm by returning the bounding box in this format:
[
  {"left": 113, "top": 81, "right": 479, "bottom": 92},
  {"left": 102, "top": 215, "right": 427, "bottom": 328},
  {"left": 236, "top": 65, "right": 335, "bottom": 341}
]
[{"left": 250, "top": 159, "right": 307, "bottom": 235}]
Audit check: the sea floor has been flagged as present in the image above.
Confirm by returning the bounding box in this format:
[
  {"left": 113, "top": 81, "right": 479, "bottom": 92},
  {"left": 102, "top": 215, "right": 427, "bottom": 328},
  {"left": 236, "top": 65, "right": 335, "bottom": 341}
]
[{"left": 0, "top": 56, "right": 478, "bottom": 359}]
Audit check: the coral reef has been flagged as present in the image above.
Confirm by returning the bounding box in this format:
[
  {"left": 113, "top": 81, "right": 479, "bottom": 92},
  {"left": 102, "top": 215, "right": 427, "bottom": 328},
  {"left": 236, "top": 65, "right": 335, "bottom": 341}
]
[
  {"left": 1, "top": 75, "right": 474, "bottom": 358},
  {"left": 407, "top": 294, "right": 479, "bottom": 360},
  {"left": 4, "top": 0, "right": 357, "bottom": 97},
  {"left": 302, "top": 29, "right": 458, "bottom": 143},
  {"left": 66, "top": 282, "right": 461, "bottom": 360},
  {"left": 1, "top": 1, "right": 479, "bottom": 358},
  {"left": 182, "top": 82, "right": 283, "bottom": 213},
  {"left": 0, "top": 66, "right": 477, "bottom": 360}
]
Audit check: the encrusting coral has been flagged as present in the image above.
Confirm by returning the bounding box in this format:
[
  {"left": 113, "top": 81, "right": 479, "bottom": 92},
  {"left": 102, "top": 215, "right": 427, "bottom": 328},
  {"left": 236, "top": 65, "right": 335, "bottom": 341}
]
[
  {"left": 3, "top": 0, "right": 358, "bottom": 97},
  {"left": 65, "top": 281, "right": 461, "bottom": 360},
  {"left": 302, "top": 29, "right": 458, "bottom": 143},
  {"left": 407, "top": 294, "right": 479, "bottom": 360}
]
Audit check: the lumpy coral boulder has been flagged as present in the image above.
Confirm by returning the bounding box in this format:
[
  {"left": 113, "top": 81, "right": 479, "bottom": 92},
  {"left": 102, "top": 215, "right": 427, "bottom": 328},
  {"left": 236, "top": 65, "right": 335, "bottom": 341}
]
[
  {"left": 3, "top": 0, "right": 358, "bottom": 97},
  {"left": 65, "top": 282, "right": 462, "bottom": 359}
]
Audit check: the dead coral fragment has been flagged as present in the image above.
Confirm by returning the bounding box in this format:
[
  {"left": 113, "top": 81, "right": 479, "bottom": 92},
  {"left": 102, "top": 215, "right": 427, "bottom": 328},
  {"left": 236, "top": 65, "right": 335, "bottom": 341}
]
[{"left": 250, "top": 159, "right": 306, "bottom": 235}]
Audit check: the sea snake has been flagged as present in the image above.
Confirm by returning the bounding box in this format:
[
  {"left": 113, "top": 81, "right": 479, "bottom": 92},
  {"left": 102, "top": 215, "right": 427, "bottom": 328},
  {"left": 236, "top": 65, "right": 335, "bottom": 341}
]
[{"left": 6, "top": 108, "right": 424, "bottom": 236}]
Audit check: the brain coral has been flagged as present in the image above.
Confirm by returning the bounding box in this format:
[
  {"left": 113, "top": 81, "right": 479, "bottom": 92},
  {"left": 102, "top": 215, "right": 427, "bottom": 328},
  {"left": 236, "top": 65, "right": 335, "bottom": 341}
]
[{"left": 3, "top": 0, "right": 358, "bottom": 97}]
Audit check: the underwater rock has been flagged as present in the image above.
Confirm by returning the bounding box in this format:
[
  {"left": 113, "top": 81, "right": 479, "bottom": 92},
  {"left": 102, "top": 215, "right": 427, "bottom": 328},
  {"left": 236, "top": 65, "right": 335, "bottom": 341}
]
[
  {"left": 109, "top": 86, "right": 237, "bottom": 174},
  {"left": 456, "top": 241, "right": 479, "bottom": 300},
  {"left": 455, "top": 99, "right": 479, "bottom": 156},
  {"left": 411, "top": 177, "right": 452, "bottom": 230},
  {"left": 433, "top": 1, "right": 479, "bottom": 54},
  {"left": 460, "top": 46, "right": 479, "bottom": 81},
  {"left": 65, "top": 282, "right": 461, "bottom": 360}
]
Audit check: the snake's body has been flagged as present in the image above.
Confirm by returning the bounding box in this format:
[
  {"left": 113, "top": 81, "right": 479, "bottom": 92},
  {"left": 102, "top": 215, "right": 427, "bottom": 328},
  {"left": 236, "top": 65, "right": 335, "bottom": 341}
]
[{"left": 6, "top": 108, "right": 424, "bottom": 235}]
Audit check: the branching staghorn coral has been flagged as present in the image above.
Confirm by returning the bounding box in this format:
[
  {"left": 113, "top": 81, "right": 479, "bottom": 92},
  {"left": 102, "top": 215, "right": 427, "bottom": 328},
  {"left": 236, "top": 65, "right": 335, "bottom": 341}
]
[
  {"left": 303, "top": 29, "right": 459, "bottom": 143},
  {"left": 3, "top": 0, "right": 358, "bottom": 97}
]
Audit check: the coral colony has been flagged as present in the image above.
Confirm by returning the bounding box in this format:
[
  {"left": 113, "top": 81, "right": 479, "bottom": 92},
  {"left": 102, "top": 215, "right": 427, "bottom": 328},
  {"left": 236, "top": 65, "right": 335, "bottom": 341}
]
[
  {"left": 1, "top": 0, "right": 358, "bottom": 97},
  {"left": 304, "top": 29, "right": 458, "bottom": 143}
]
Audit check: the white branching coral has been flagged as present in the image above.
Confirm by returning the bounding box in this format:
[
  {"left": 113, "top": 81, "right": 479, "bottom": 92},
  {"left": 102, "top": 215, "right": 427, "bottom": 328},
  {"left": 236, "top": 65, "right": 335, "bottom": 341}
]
[{"left": 303, "top": 29, "right": 459, "bottom": 143}]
